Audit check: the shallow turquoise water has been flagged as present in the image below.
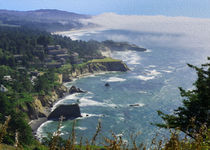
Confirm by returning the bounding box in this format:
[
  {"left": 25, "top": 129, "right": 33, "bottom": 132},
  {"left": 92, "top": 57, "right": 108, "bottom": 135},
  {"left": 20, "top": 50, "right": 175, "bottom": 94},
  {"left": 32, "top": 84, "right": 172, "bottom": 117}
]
[{"left": 37, "top": 29, "right": 210, "bottom": 145}]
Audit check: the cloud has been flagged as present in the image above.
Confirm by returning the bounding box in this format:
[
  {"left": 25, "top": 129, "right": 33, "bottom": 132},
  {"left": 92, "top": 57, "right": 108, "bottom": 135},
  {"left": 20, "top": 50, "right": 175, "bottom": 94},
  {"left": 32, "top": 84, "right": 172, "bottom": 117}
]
[
  {"left": 87, "top": 13, "right": 210, "bottom": 48},
  {"left": 58, "top": 13, "right": 210, "bottom": 52}
]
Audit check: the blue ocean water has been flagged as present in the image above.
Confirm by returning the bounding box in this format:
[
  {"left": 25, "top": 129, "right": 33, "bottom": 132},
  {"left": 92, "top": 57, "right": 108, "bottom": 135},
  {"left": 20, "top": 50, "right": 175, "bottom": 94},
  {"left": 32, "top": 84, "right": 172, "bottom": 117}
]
[{"left": 37, "top": 29, "right": 210, "bottom": 145}]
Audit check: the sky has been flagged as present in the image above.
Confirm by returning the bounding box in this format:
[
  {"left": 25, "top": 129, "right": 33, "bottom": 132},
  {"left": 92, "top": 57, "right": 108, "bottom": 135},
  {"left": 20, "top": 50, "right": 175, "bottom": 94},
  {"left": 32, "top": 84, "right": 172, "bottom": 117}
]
[{"left": 0, "top": 0, "right": 210, "bottom": 18}]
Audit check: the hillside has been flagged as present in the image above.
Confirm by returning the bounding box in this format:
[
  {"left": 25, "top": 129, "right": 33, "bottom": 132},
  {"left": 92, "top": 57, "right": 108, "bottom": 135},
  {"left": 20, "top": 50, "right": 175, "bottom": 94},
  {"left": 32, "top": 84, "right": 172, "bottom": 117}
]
[{"left": 0, "top": 9, "right": 89, "bottom": 31}]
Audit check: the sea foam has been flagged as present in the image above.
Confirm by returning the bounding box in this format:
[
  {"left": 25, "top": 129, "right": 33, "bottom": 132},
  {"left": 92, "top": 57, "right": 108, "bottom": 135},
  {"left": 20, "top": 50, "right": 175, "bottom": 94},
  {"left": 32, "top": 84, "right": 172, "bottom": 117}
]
[
  {"left": 136, "top": 75, "right": 155, "bottom": 81},
  {"left": 36, "top": 120, "right": 53, "bottom": 139},
  {"left": 102, "top": 76, "right": 126, "bottom": 82},
  {"left": 52, "top": 93, "right": 80, "bottom": 111},
  {"left": 136, "top": 69, "right": 161, "bottom": 81},
  {"left": 79, "top": 96, "right": 117, "bottom": 108},
  {"left": 111, "top": 50, "right": 141, "bottom": 65}
]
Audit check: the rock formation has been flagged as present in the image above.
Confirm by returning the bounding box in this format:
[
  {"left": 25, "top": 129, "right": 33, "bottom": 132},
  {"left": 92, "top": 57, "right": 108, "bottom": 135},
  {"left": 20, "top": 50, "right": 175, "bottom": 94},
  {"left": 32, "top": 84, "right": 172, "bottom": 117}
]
[
  {"left": 21, "top": 85, "right": 67, "bottom": 120},
  {"left": 129, "top": 104, "right": 141, "bottom": 107},
  {"left": 105, "top": 83, "right": 110, "bottom": 87},
  {"left": 63, "top": 61, "right": 129, "bottom": 81},
  {"left": 48, "top": 104, "right": 82, "bottom": 120},
  {"left": 69, "top": 85, "right": 86, "bottom": 94}
]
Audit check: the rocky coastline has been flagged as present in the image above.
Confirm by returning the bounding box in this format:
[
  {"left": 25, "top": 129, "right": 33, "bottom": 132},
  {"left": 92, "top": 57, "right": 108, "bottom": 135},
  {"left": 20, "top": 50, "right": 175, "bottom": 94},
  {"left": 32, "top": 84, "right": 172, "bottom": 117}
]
[
  {"left": 63, "top": 60, "right": 129, "bottom": 82},
  {"left": 28, "top": 60, "right": 129, "bottom": 136}
]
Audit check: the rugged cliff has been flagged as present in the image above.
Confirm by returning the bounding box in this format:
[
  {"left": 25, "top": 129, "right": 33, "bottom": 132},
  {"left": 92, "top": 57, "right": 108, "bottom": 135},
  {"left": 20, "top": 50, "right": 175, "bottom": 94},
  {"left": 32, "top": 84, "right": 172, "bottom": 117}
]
[
  {"left": 20, "top": 85, "right": 68, "bottom": 120},
  {"left": 63, "top": 58, "right": 129, "bottom": 81}
]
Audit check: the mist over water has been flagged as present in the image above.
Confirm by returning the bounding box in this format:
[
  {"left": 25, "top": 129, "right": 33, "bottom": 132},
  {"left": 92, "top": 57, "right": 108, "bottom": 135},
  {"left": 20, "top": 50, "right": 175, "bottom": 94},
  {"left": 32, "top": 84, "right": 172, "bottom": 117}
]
[{"left": 38, "top": 14, "right": 210, "bottom": 144}]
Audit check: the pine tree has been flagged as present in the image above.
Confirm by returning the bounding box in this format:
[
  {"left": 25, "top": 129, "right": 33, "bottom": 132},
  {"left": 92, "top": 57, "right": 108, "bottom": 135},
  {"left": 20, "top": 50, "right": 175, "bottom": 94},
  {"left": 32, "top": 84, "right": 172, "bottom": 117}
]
[{"left": 157, "top": 57, "right": 210, "bottom": 138}]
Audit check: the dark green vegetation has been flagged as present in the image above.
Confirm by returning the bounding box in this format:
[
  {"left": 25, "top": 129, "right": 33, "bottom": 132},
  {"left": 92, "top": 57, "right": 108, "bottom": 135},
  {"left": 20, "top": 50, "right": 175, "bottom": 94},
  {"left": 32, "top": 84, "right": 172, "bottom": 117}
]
[
  {"left": 0, "top": 66, "right": 59, "bottom": 146},
  {"left": 157, "top": 58, "right": 210, "bottom": 139},
  {"left": 0, "top": 26, "right": 104, "bottom": 68},
  {"left": 0, "top": 26, "right": 104, "bottom": 148}
]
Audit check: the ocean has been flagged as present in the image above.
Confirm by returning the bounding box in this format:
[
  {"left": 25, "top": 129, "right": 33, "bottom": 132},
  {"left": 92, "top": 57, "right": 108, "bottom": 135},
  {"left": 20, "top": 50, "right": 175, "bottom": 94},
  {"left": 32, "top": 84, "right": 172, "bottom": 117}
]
[{"left": 37, "top": 15, "right": 210, "bottom": 145}]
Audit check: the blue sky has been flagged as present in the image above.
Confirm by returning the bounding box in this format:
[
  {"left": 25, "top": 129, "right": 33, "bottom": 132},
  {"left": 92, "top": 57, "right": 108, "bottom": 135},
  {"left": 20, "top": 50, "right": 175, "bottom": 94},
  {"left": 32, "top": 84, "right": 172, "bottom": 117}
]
[{"left": 0, "top": 0, "right": 210, "bottom": 18}]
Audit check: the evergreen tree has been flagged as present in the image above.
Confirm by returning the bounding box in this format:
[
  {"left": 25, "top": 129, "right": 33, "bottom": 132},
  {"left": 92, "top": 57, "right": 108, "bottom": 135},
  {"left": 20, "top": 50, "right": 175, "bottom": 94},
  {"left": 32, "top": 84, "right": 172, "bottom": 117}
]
[{"left": 157, "top": 57, "right": 210, "bottom": 138}]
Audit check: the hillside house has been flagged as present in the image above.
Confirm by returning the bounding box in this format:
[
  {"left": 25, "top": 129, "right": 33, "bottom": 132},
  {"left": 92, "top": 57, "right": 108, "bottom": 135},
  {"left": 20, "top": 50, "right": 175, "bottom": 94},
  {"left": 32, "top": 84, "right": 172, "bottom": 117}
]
[
  {"left": 0, "top": 84, "right": 8, "bottom": 92},
  {"left": 70, "top": 52, "right": 80, "bottom": 64},
  {"left": 3, "top": 75, "right": 12, "bottom": 81}
]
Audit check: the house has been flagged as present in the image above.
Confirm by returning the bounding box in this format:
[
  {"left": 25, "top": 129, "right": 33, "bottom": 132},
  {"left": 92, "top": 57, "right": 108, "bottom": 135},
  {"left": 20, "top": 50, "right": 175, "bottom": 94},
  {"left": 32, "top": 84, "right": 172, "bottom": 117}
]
[
  {"left": 46, "top": 62, "right": 63, "bottom": 68},
  {"left": 3, "top": 75, "right": 12, "bottom": 81},
  {"left": 0, "top": 85, "right": 8, "bottom": 92},
  {"left": 47, "top": 45, "right": 62, "bottom": 50},
  {"left": 56, "top": 54, "right": 69, "bottom": 60},
  {"left": 47, "top": 45, "right": 56, "bottom": 50},
  {"left": 48, "top": 50, "right": 67, "bottom": 55},
  {"left": 70, "top": 52, "right": 79, "bottom": 64}
]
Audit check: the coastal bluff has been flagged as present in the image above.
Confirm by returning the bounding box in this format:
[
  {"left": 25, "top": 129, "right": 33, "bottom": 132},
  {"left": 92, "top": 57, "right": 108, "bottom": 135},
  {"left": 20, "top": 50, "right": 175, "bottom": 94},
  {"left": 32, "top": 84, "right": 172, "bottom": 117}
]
[
  {"left": 20, "top": 85, "right": 68, "bottom": 120},
  {"left": 63, "top": 58, "right": 129, "bottom": 81}
]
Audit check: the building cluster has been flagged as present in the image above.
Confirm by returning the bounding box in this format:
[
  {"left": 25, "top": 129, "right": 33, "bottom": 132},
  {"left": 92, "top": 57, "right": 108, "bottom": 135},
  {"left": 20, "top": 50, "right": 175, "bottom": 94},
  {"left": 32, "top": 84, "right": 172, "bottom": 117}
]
[{"left": 45, "top": 45, "right": 80, "bottom": 68}]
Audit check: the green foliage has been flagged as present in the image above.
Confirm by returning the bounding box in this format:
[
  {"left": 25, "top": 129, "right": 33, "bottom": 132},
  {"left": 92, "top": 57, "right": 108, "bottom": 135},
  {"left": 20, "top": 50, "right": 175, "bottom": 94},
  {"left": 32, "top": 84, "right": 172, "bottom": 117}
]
[
  {"left": 37, "top": 35, "right": 51, "bottom": 47},
  {"left": 73, "top": 62, "right": 88, "bottom": 69},
  {"left": 58, "top": 64, "right": 72, "bottom": 73},
  {"left": 34, "top": 69, "right": 59, "bottom": 94},
  {"left": 157, "top": 57, "right": 210, "bottom": 138}
]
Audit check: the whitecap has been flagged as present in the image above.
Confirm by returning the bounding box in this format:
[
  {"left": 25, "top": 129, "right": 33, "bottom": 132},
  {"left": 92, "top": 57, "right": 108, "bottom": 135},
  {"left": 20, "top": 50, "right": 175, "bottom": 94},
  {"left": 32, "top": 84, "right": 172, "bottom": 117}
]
[
  {"left": 116, "top": 133, "right": 124, "bottom": 137},
  {"left": 162, "top": 70, "right": 172, "bottom": 73},
  {"left": 136, "top": 69, "right": 161, "bottom": 81},
  {"left": 64, "top": 93, "right": 81, "bottom": 100},
  {"left": 145, "top": 69, "right": 161, "bottom": 76},
  {"left": 145, "top": 49, "right": 152, "bottom": 53},
  {"left": 79, "top": 96, "right": 117, "bottom": 108},
  {"left": 119, "top": 117, "right": 125, "bottom": 121},
  {"left": 111, "top": 50, "right": 141, "bottom": 65},
  {"left": 147, "top": 65, "right": 156, "bottom": 68},
  {"left": 79, "top": 97, "right": 104, "bottom": 107},
  {"left": 52, "top": 93, "right": 80, "bottom": 111},
  {"left": 80, "top": 113, "right": 104, "bottom": 119},
  {"left": 102, "top": 77, "right": 126, "bottom": 82},
  {"left": 136, "top": 75, "right": 155, "bottom": 81},
  {"left": 138, "top": 91, "right": 147, "bottom": 94},
  {"left": 75, "top": 126, "right": 88, "bottom": 130}
]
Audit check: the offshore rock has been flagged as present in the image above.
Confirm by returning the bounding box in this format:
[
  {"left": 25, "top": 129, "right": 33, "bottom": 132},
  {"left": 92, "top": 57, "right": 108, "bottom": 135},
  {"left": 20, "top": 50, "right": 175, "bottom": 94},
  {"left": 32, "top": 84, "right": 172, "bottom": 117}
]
[
  {"left": 48, "top": 104, "right": 82, "bottom": 120},
  {"left": 69, "top": 85, "right": 85, "bottom": 94},
  {"left": 105, "top": 83, "right": 110, "bottom": 87}
]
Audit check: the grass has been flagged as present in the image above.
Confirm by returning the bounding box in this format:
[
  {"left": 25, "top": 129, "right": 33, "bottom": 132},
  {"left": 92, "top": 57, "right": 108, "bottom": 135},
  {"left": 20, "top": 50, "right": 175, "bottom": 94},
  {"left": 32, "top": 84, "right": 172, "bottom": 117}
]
[
  {"left": 14, "top": 92, "right": 34, "bottom": 105},
  {"left": 88, "top": 57, "right": 121, "bottom": 63},
  {"left": 73, "top": 57, "right": 122, "bottom": 70}
]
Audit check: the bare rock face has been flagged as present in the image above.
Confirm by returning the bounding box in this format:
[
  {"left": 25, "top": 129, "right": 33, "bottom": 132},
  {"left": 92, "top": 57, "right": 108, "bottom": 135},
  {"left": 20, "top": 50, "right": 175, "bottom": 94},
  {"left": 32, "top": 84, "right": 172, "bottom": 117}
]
[
  {"left": 69, "top": 86, "right": 85, "bottom": 94},
  {"left": 48, "top": 104, "right": 82, "bottom": 120}
]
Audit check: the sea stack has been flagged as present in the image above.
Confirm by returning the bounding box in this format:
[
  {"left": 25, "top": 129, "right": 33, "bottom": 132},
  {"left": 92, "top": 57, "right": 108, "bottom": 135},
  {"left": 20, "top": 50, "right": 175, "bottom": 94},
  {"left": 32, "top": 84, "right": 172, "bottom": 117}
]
[
  {"left": 69, "top": 85, "right": 85, "bottom": 94},
  {"left": 48, "top": 104, "right": 82, "bottom": 120}
]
